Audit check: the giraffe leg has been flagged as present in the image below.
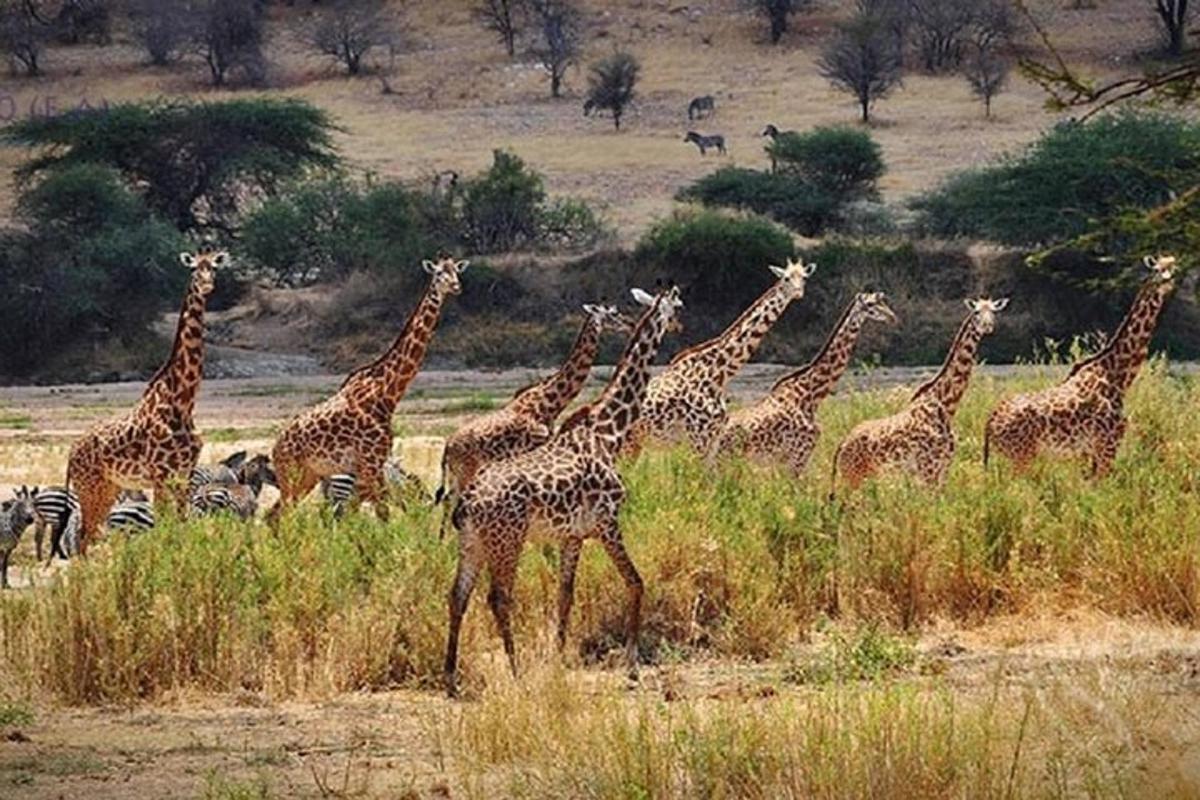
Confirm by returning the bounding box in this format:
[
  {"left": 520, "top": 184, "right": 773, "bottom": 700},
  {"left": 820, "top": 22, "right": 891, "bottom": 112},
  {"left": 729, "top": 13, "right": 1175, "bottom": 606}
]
[
  {"left": 1091, "top": 423, "right": 1124, "bottom": 480},
  {"left": 355, "top": 460, "right": 390, "bottom": 523},
  {"left": 267, "top": 461, "right": 319, "bottom": 527},
  {"left": 556, "top": 537, "right": 583, "bottom": 652},
  {"left": 599, "top": 523, "right": 643, "bottom": 677},
  {"left": 1, "top": 550, "right": 9, "bottom": 589},
  {"left": 486, "top": 567, "right": 518, "bottom": 677},
  {"left": 33, "top": 520, "right": 44, "bottom": 564},
  {"left": 444, "top": 546, "right": 483, "bottom": 698},
  {"left": 75, "top": 478, "right": 117, "bottom": 557}
]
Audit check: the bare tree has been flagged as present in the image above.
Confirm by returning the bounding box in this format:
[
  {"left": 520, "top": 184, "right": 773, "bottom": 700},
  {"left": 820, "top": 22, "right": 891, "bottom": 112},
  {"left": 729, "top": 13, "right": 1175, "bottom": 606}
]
[
  {"left": 0, "top": 1, "right": 48, "bottom": 76},
  {"left": 475, "top": 0, "right": 525, "bottom": 57},
  {"left": 744, "top": 0, "right": 814, "bottom": 44},
  {"left": 1152, "top": 0, "right": 1192, "bottom": 57},
  {"left": 908, "top": 0, "right": 974, "bottom": 72},
  {"left": 53, "top": 0, "right": 109, "bottom": 44},
  {"left": 964, "top": 43, "right": 1008, "bottom": 117},
  {"left": 818, "top": 13, "right": 903, "bottom": 122},
  {"left": 585, "top": 50, "right": 639, "bottom": 130},
  {"left": 131, "top": 0, "right": 195, "bottom": 65},
  {"left": 302, "top": 0, "right": 399, "bottom": 76},
  {"left": 528, "top": 0, "right": 581, "bottom": 98},
  {"left": 192, "top": 0, "right": 267, "bottom": 87}
]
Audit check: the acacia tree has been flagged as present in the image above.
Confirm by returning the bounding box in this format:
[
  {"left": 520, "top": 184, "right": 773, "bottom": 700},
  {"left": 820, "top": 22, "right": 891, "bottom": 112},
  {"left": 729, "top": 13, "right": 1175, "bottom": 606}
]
[
  {"left": 818, "top": 13, "right": 903, "bottom": 123},
  {"left": 1153, "top": 0, "right": 1192, "bottom": 57},
  {"left": 131, "top": 0, "right": 195, "bottom": 65},
  {"left": 964, "top": 43, "right": 1008, "bottom": 117},
  {"left": 585, "top": 51, "right": 639, "bottom": 130},
  {"left": 303, "top": 0, "right": 399, "bottom": 76},
  {"left": 745, "top": 0, "right": 812, "bottom": 44},
  {"left": 528, "top": 0, "right": 581, "bottom": 98},
  {"left": 475, "top": 0, "right": 524, "bottom": 57},
  {"left": 0, "top": 0, "right": 48, "bottom": 76},
  {"left": 192, "top": 0, "right": 267, "bottom": 87}
]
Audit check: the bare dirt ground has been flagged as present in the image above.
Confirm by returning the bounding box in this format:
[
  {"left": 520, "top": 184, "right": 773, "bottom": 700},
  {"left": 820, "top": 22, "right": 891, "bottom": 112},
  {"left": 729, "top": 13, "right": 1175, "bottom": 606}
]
[{"left": 2, "top": 612, "right": 1198, "bottom": 798}]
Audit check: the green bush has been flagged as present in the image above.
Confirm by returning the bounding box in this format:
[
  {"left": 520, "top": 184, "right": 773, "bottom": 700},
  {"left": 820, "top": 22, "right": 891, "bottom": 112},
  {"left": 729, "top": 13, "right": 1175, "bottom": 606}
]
[
  {"left": 461, "top": 149, "right": 547, "bottom": 252},
  {"left": 0, "top": 165, "right": 186, "bottom": 376},
  {"left": 768, "top": 126, "right": 884, "bottom": 199},
  {"left": 635, "top": 209, "right": 795, "bottom": 312},
  {"left": 677, "top": 167, "right": 839, "bottom": 236},
  {"left": 240, "top": 177, "right": 430, "bottom": 286},
  {"left": 911, "top": 112, "right": 1200, "bottom": 246}
]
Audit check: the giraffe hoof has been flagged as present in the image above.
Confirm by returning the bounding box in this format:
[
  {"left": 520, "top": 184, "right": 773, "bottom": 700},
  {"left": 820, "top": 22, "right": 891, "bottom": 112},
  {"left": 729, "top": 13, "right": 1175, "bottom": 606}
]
[{"left": 444, "top": 672, "right": 461, "bottom": 700}]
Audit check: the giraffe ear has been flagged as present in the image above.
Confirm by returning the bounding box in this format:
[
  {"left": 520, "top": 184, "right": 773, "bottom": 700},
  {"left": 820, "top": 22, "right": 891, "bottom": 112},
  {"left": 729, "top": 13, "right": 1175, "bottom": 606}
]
[
  {"left": 1143, "top": 255, "right": 1157, "bottom": 270},
  {"left": 180, "top": 253, "right": 196, "bottom": 269},
  {"left": 454, "top": 259, "right": 470, "bottom": 274},
  {"left": 211, "top": 251, "right": 229, "bottom": 268},
  {"left": 964, "top": 298, "right": 977, "bottom": 311},
  {"left": 422, "top": 260, "right": 436, "bottom": 274},
  {"left": 631, "top": 288, "right": 655, "bottom": 306},
  {"left": 992, "top": 298, "right": 1010, "bottom": 311},
  {"left": 582, "top": 303, "right": 601, "bottom": 316},
  {"left": 802, "top": 262, "right": 817, "bottom": 278},
  {"left": 768, "top": 264, "right": 786, "bottom": 279}
]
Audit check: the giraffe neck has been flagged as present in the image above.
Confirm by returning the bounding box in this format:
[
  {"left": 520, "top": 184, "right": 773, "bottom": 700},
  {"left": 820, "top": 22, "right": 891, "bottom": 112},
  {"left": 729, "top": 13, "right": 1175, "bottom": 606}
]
[
  {"left": 912, "top": 315, "right": 984, "bottom": 416},
  {"left": 590, "top": 308, "right": 672, "bottom": 458},
  {"left": 772, "top": 301, "right": 865, "bottom": 408},
  {"left": 1080, "top": 280, "right": 1173, "bottom": 394},
  {"left": 674, "top": 282, "right": 793, "bottom": 387},
  {"left": 339, "top": 283, "right": 447, "bottom": 417},
  {"left": 140, "top": 274, "right": 209, "bottom": 420},
  {"left": 514, "top": 317, "right": 601, "bottom": 423}
]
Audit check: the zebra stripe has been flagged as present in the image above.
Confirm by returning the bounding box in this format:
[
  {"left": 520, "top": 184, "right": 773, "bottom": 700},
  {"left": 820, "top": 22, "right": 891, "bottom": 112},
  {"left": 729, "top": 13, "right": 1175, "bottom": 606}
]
[
  {"left": 31, "top": 487, "right": 80, "bottom": 560},
  {"left": 105, "top": 502, "right": 155, "bottom": 532}
]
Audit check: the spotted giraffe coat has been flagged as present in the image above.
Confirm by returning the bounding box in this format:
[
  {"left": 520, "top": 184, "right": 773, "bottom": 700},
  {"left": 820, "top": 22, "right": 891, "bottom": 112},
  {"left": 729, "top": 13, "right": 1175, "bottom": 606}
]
[
  {"left": 66, "top": 251, "right": 225, "bottom": 554},
  {"left": 985, "top": 256, "right": 1176, "bottom": 477},
  {"left": 834, "top": 299, "right": 1008, "bottom": 491},
  {"left": 623, "top": 258, "right": 816, "bottom": 459},
  {"left": 719, "top": 292, "right": 896, "bottom": 475}
]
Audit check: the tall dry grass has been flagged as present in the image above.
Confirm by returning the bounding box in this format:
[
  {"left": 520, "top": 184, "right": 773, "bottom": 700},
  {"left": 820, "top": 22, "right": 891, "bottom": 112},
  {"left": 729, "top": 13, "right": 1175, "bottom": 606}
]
[{"left": 0, "top": 361, "right": 1197, "bottom": 704}]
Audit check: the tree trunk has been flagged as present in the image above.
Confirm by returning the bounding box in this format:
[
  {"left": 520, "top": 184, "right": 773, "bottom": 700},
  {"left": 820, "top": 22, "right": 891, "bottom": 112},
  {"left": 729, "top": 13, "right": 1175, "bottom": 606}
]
[
  {"left": 984, "top": 93, "right": 992, "bottom": 118},
  {"left": 551, "top": 68, "right": 562, "bottom": 97},
  {"left": 613, "top": 108, "right": 621, "bottom": 130},
  {"left": 770, "top": 13, "right": 786, "bottom": 44},
  {"left": 504, "top": 28, "right": 515, "bottom": 57},
  {"left": 860, "top": 95, "right": 870, "bottom": 123}
]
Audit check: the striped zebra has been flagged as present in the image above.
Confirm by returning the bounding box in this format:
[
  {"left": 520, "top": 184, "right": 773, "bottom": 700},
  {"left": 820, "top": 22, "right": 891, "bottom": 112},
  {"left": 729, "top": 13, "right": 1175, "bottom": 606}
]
[
  {"left": 761, "top": 124, "right": 796, "bottom": 173},
  {"left": 30, "top": 486, "right": 81, "bottom": 562},
  {"left": 190, "top": 454, "right": 277, "bottom": 520},
  {"left": 320, "top": 458, "right": 428, "bottom": 518},
  {"left": 1, "top": 488, "right": 38, "bottom": 588},
  {"left": 105, "top": 497, "right": 155, "bottom": 532},
  {"left": 189, "top": 450, "right": 248, "bottom": 493},
  {"left": 687, "top": 95, "right": 715, "bottom": 121},
  {"left": 684, "top": 131, "right": 726, "bottom": 156}
]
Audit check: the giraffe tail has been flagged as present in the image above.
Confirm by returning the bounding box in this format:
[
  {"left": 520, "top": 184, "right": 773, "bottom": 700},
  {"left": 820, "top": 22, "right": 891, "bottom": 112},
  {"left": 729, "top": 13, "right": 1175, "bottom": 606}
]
[
  {"left": 828, "top": 443, "right": 841, "bottom": 504},
  {"left": 434, "top": 449, "right": 451, "bottom": 540},
  {"left": 982, "top": 417, "right": 992, "bottom": 468}
]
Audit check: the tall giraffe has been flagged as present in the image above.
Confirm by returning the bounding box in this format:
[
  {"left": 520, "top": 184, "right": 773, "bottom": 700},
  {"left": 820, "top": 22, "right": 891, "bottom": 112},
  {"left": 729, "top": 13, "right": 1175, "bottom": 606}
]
[
  {"left": 833, "top": 298, "right": 1009, "bottom": 491},
  {"left": 718, "top": 292, "right": 897, "bottom": 475},
  {"left": 985, "top": 255, "right": 1177, "bottom": 477},
  {"left": 435, "top": 303, "right": 634, "bottom": 537},
  {"left": 67, "top": 250, "right": 227, "bottom": 554},
  {"left": 269, "top": 258, "right": 466, "bottom": 521},
  {"left": 443, "top": 286, "right": 683, "bottom": 696},
  {"left": 623, "top": 258, "right": 816, "bottom": 458}
]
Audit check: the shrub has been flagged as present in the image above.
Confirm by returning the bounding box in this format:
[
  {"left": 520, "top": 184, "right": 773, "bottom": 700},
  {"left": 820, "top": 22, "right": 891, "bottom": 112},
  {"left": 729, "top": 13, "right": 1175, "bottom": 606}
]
[
  {"left": 678, "top": 167, "right": 839, "bottom": 236},
  {"left": 767, "top": 126, "right": 885, "bottom": 200},
  {"left": 911, "top": 112, "right": 1200, "bottom": 245},
  {"left": 461, "top": 150, "right": 546, "bottom": 252},
  {"left": 0, "top": 165, "right": 186, "bottom": 376},
  {"left": 634, "top": 209, "right": 795, "bottom": 312}
]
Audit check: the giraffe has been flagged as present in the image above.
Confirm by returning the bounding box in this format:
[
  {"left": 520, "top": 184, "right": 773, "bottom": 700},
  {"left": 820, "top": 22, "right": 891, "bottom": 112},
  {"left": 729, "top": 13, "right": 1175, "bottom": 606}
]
[
  {"left": 268, "top": 258, "right": 466, "bottom": 522},
  {"left": 443, "top": 286, "right": 683, "bottom": 697},
  {"left": 66, "top": 250, "right": 226, "bottom": 554},
  {"left": 435, "top": 303, "right": 634, "bottom": 537},
  {"left": 985, "top": 255, "right": 1177, "bottom": 477},
  {"left": 622, "top": 257, "right": 816, "bottom": 459},
  {"left": 833, "top": 298, "right": 1009, "bottom": 492},
  {"left": 718, "top": 292, "right": 897, "bottom": 475}
]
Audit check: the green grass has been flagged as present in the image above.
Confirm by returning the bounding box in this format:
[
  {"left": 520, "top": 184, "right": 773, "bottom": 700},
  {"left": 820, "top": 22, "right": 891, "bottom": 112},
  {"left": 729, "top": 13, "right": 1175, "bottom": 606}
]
[
  {"left": 203, "top": 426, "right": 278, "bottom": 443},
  {"left": 0, "top": 412, "right": 32, "bottom": 430},
  {"left": 0, "top": 700, "right": 33, "bottom": 726},
  {"left": 0, "top": 362, "right": 1197, "bottom": 706}
]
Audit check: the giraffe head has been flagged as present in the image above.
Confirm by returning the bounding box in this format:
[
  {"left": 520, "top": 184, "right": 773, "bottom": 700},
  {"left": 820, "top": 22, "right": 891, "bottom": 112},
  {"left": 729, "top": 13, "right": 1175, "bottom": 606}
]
[
  {"left": 422, "top": 257, "right": 469, "bottom": 299},
  {"left": 963, "top": 297, "right": 1009, "bottom": 335},
  {"left": 768, "top": 257, "right": 817, "bottom": 300},
  {"left": 632, "top": 284, "right": 684, "bottom": 329},
  {"left": 582, "top": 303, "right": 636, "bottom": 334},
  {"left": 853, "top": 291, "right": 898, "bottom": 325},
  {"left": 1142, "top": 254, "right": 1177, "bottom": 286},
  {"left": 178, "top": 250, "right": 228, "bottom": 298}
]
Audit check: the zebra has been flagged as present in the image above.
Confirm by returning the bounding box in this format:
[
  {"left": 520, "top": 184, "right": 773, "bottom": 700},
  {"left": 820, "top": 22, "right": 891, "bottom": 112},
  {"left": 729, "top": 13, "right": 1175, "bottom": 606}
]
[
  {"left": 684, "top": 131, "right": 726, "bottom": 156},
  {"left": 190, "top": 454, "right": 277, "bottom": 520},
  {"left": 189, "top": 450, "right": 248, "bottom": 493},
  {"left": 761, "top": 123, "right": 796, "bottom": 172},
  {"left": 320, "top": 458, "right": 428, "bottom": 518},
  {"left": 105, "top": 493, "right": 155, "bottom": 533},
  {"left": 29, "top": 486, "right": 81, "bottom": 562},
  {"left": 1, "top": 487, "right": 38, "bottom": 589},
  {"left": 687, "top": 95, "right": 715, "bottom": 121}
]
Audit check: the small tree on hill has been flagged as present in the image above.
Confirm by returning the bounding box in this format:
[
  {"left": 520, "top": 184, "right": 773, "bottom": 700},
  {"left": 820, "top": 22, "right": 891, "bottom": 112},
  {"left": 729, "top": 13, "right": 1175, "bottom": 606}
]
[
  {"left": 745, "top": 0, "right": 812, "bottom": 45},
  {"left": 528, "top": 0, "right": 581, "bottom": 98},
  {"left": 302, "top": 0, "right": 399, "bottom": 76},
  {"left": 964, "top": 43, "right": 1008, "bottom": 117},
  {"left": 585, "top": 51, "right": 639, "bottom": 130},
  {"left": 192, "top": 0, "right": 267, "bottom": 87},
  {"left": 131, "top": 0, "right": 196, "bottom": 65},
  {"left": 818, "top": 13, "right": 903, "bottom": 123},
  {"left": 475, "top": 0, "right": 525, "bottom": 58},
  {"left": 0, "top": 0, "right": 48, "bottom": 76},
  {"left": 1152, "top": 0, "right": 1192, "bottom": 57}
]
